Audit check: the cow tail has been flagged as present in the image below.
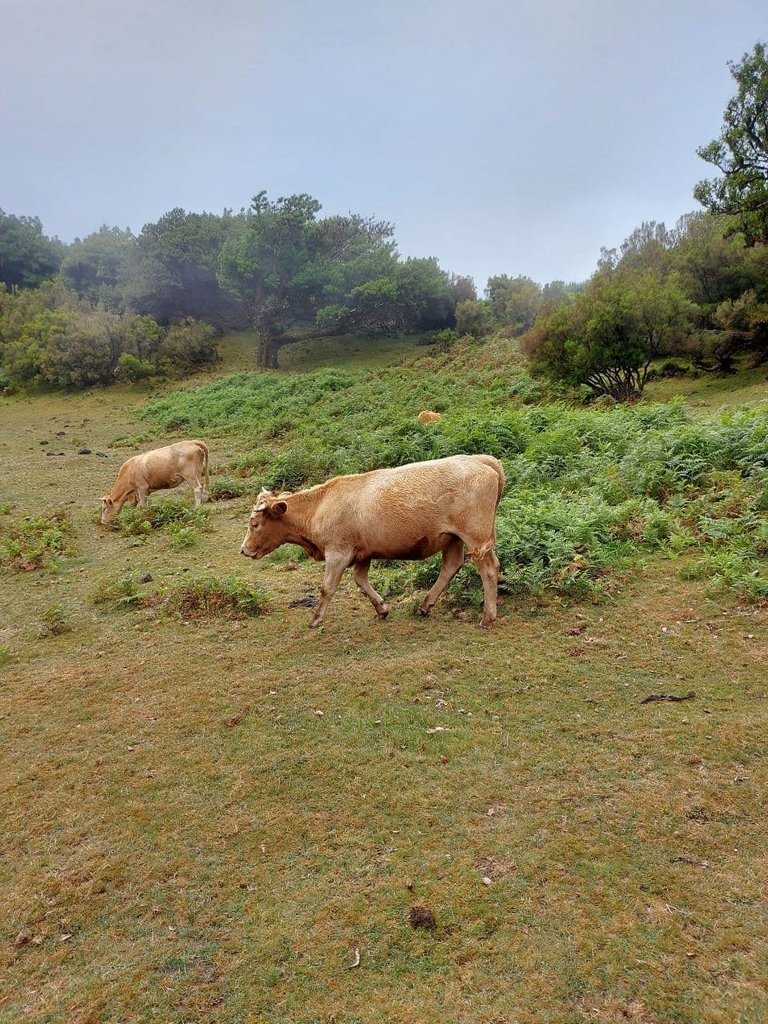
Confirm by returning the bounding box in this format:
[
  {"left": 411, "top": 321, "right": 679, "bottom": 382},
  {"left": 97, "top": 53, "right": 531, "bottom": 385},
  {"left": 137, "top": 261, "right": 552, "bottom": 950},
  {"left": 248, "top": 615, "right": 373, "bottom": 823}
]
[
  {"left": 195, "top": 441, "right": 210, "bottom": 492},
  {"left": 494, "top": 460, "right": 505, "bottom": 507}
]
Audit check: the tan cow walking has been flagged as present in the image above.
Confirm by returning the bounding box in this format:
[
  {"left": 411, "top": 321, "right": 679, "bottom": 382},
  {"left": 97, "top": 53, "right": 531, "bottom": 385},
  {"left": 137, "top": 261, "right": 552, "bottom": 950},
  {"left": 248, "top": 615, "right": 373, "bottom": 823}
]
[
  {"left": 240, "top": 454, "right": 505, "bottom": 628},
  {"left": 100, "top": 440, "right": 210, "bottom": 524}
]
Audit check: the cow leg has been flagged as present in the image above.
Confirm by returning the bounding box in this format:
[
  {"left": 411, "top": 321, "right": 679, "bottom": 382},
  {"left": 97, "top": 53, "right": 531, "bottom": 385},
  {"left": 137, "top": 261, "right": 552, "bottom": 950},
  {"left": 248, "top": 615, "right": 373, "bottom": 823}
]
[
  {"left": 469, "top": 548, "right": 500, "bottom": 629},
  {"left": 418, "top": 536, "right": 465, "bottom": 617},
  {"left": 191, "top": 478, "right": 206, "bottom": 506},
  {"left": 353, "top": 559, "right": 389, "bottom": 620},
  {"left": 309, "top": 552, "right": 351, "bottom": 628},
  {"left": 136, "top": 490, "right": 148, "bottom": 509}
]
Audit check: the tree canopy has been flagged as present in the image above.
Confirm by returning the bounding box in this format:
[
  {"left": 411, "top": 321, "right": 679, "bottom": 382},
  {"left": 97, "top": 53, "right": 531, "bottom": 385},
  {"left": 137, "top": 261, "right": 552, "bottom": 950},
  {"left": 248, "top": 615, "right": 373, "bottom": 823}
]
[
  {"left": 694, "top": 41, "right": 768, "bottom": 244},
  {"left": 0, "top": 210, "right": 64, "bottom": 289}
]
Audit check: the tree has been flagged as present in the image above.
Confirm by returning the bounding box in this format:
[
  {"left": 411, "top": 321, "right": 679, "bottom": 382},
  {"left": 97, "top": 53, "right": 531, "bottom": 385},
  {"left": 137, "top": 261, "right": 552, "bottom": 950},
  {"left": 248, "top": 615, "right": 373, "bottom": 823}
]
[
  {"left": 0, "top": 210, "right": 64, "bottom": 289},
  {"left": 455, "top": 299, "right": 492, "bottom": 338},
  {"left": 60, "top": 226, "right": 136, "bottom": 309},
  {"left": 524, "top": 273, "right": 693, "bottom": 401},
  {"left": 694, "top": 42, "right": 768, "bottom": 245},
  {"left": 486, "top": 274, "right": 542, "bottom": 333},
  {"left": 130, "top": 208, "right": 245, "bottom": 326},
  {"left": 218, "top": 192, "right": 436, "bottom": 368}
]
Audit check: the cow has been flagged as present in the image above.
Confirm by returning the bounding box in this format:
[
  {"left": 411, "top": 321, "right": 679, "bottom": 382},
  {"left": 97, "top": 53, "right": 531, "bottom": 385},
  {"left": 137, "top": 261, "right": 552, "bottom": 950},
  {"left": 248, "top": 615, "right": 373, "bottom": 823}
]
[
  {"left": 418, "top": 410, "right": 442, "bottom": 422},
  {"left": 100, "top": 440, "right": 210, "bottom": 525},
  {"left": 240, "top": 454, "right": 505, "bottom": 628}
]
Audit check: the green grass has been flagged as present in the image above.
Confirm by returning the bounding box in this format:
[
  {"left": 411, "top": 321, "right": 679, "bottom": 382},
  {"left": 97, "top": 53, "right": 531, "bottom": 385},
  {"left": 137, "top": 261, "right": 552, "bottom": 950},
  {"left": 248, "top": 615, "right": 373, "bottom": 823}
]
[{"left": 1, "top": 342, "right": 767, "bottom": 1024}]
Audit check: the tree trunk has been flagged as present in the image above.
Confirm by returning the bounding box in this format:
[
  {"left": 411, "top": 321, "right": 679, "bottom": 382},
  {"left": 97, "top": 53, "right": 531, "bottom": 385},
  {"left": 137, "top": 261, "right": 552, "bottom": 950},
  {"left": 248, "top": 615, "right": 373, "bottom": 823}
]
[{"left": 256, "top": 333, "right": 280, "bottom": 369}]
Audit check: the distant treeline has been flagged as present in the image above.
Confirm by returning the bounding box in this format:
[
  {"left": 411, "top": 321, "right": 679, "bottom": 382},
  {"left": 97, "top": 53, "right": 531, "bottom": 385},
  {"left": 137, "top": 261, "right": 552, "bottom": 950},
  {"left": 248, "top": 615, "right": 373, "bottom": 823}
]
[{"left": 0, "top": 196, "right": 486, "bottom": 386}]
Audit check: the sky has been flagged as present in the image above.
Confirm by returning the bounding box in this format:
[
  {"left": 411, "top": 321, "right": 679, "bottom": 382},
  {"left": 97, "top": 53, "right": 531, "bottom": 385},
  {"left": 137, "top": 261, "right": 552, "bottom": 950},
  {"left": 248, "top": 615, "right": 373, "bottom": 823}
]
[{"left": 1, "top": 0, "right": 766, "bottom": 290}]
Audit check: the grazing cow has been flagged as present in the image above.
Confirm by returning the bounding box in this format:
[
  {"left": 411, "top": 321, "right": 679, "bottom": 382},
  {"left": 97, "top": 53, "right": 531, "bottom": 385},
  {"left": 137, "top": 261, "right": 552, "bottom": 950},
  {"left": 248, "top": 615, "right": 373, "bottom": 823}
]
[
  {"left": 240, "top": 454, "right": 504, "bottom": 628},
  {"left": 418, "top": 410, "right": 442, "bottom": 423},
  {"left": 100, "top": 440, "right": 210, "bottom": 524}
]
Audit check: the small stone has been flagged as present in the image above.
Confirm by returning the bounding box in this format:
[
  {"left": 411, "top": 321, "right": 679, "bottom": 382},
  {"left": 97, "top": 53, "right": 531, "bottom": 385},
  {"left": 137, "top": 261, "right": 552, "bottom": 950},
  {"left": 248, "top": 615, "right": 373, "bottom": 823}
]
[{"left": 78, "top": 447, "right": 92, "bottom": 455}]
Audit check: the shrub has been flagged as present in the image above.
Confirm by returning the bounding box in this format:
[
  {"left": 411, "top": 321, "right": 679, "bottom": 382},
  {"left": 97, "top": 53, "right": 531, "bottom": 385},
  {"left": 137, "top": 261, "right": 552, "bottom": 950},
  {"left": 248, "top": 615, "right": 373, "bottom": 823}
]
[
  {"left": 158, "top": 319, "right": 219, "bottom": 374},
  {"left": 92, "top": 574, "right": 143, "bottom": 607},
  {"left": 115, "top": 352, "right": 155, "bottom": 382}
]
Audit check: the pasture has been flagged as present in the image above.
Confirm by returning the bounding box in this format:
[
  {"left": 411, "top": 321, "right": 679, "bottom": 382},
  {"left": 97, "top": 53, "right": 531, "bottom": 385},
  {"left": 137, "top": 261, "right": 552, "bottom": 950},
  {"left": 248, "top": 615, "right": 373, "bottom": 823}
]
[{"left": 1, "top": 335, "right": 767, "bottom": 1024}]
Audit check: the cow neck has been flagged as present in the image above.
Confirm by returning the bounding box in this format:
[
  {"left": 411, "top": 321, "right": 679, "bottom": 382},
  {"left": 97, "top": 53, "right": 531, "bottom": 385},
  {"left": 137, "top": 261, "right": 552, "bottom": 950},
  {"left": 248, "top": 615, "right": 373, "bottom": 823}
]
[{"left": 284, "top": 487, "right": 325, "bottom": 560}]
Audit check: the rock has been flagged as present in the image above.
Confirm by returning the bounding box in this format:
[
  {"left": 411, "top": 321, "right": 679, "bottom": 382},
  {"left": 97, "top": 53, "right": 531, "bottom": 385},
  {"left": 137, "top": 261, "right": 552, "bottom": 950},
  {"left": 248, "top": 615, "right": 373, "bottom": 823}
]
[{"left": 78, "top": 447, "right": 92, "bottom": 455}]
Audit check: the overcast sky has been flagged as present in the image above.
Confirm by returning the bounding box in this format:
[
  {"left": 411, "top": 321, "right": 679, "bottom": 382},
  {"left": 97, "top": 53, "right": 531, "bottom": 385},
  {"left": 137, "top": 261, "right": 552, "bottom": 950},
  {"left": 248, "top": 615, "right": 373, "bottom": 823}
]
[{"left": 1, "top": 0, "right": 765, "bottom": 289}]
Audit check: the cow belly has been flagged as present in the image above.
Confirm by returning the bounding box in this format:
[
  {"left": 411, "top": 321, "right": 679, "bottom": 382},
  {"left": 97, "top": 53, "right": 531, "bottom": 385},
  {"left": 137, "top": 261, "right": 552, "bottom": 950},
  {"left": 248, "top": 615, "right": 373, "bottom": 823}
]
[{"left": 360, "top": 533, "right": 455, "bottom": 561}]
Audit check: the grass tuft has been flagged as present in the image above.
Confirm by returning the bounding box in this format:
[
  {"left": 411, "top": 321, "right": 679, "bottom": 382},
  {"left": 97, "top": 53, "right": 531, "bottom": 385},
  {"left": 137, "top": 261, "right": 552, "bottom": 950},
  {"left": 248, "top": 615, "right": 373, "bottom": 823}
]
[{"left": 0, "top": 509, "right": 73, "bottom": 572}]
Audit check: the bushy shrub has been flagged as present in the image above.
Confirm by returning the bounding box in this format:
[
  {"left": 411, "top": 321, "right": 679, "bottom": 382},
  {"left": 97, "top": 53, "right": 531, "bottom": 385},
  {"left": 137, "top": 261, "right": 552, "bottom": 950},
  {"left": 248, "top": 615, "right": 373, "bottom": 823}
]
[
  {"left": 115, "top": 352, "right": 155, "bottom": 382},
  {"left": 158, "top": 319, "right": 219, "bottom": 374}
]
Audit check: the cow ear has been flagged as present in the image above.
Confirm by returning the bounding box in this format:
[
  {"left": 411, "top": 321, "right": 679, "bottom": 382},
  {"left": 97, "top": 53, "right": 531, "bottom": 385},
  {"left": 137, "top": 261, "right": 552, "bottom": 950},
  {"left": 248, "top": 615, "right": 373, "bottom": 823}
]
[{"left": 271, "top": 500, "right": 288, "bottom": 517}]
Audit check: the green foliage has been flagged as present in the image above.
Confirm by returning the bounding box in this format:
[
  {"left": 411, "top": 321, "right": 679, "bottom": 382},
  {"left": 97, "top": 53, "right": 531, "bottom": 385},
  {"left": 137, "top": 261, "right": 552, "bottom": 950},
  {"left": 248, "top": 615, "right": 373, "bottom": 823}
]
[
  {"left": 113, "top": 498, "right": 211, "bottom": 547},
  {"left": 487, "top": 274, "right": 543, "bottom": 333},
  {"left": 0, "top": 209, "right": 63, "bottom": 288},
  {"left": 142, "top": 362, "right": 768, "bottom": 603},
  {"left": 455, "top": 299, "right": 492, "bottom": 338},
  {"left": 39, "top": 603, "right": 72, "bottom": 637},
  {"left": 156, "top": 573, "right": 269, "bottom": 619},
  {"left": 0, "top": 282, "right": 214, "bottom": 389},
  {"left": 157, "top": 318, "right": 219, "bottom": 374},
  {"left": 219, "top": 192, "right": 454, "bottom": 367},
  {"left": 92, "top": 573, "right": 143, "bottom": 607},
  {"left": 695, "top": 41, "right": 768, "bottom": 245},
  {"left": 524, "top": 271, "right": 694, "bottom": 400},
  {"left": 115, "top": 352, "right": 156, "bottom": 382},
  {"left": 0, "top": 509, "right": 73, "bottom": 572},
  {"left": 60, "top": 226, "right": 136, "bottom": 308},
  {"left": 208, "top": 477, "right": 252, "bottom": 501}
]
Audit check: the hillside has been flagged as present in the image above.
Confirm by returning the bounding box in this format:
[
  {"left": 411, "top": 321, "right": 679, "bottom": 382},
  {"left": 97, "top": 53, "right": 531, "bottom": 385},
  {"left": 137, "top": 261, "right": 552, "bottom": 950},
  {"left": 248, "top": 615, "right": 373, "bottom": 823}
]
[{"left": 1, "top": 333, "right": 767, "bottom": 1024}]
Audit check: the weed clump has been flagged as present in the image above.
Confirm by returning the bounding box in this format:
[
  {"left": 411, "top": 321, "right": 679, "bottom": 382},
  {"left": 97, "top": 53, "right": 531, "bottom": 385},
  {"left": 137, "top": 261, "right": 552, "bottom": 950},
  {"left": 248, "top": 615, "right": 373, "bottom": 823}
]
[
  {"left": 156, "top": 573, "right": 268, "bottom": 619},
  {"left": 93, "top": 572, "right": 268, "bottom": 620},
  {"left": 0, "top": 510, "right": 73, "bottom": 572},
  {"left": 113, "top": 498, "right": 211, "bottom": 549},
  {"left": 208, "top": 477, "right": 252, "bottom": 501},
  {"left": 38, "top": 603, "right": 72, "bottom": 637}
]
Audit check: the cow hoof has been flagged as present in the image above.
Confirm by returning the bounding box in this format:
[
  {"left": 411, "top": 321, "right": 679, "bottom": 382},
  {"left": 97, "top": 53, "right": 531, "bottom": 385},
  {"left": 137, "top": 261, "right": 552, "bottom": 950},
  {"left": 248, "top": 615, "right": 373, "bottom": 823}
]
[
  {"left": 479, "top": 619, "right": 494, "bottom": 630},
  {"left": 308, "top": 618, "right": 324, "bottom": 629},
  {"left": 416, "top": 606, "right": 430, "bottom": 617},
  {"left": 376, "top": 606, "right": 390, "bottom": 621}
]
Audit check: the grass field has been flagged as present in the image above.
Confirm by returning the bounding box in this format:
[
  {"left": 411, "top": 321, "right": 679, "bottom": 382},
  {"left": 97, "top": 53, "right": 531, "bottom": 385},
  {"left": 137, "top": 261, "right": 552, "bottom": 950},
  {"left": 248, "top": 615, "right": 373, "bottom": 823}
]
[{"left": 1, "top": 334, "right": 767, "bottom": 1023}]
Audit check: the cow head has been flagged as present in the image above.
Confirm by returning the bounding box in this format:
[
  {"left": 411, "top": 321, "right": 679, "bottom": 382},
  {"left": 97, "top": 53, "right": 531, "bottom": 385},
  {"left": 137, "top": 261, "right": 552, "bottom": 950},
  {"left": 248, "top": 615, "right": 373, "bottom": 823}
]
[
  {"left": 100, "top": 496, "right": 117, "bottom": 525},
  {"left": 240, "top": 490, "right": 291, "bottom": 559}
]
